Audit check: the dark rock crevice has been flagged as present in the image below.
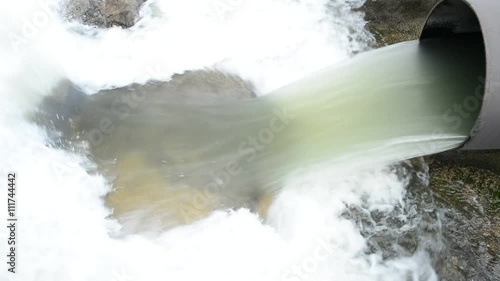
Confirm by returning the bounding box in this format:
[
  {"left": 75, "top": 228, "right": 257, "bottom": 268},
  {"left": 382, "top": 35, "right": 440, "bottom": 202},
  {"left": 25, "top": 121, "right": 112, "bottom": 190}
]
[{"left": 64, "top": 0, "right": 147, "bottom": 28}]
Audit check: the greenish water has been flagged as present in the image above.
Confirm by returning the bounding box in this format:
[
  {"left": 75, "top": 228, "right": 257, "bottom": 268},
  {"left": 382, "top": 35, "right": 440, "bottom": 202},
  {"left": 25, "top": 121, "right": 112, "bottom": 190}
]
[
  {"left": 263, "top": 36, "right": 485, "bottom": 178},
  {"left": 55, "top": 36, "right": 484, "bottom": 231}
]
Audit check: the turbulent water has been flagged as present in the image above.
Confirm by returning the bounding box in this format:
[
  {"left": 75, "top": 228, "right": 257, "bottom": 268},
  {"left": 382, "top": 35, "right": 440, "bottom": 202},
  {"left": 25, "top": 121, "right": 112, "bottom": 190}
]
[{"left": 0, "top": 0, "right": 486, "bottom": 281}]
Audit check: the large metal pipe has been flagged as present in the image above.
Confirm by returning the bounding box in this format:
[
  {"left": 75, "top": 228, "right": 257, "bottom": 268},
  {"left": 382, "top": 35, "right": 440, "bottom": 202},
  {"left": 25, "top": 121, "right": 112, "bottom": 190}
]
[{"left": 421, "top": 0, "right": 500, "bottom": 150}]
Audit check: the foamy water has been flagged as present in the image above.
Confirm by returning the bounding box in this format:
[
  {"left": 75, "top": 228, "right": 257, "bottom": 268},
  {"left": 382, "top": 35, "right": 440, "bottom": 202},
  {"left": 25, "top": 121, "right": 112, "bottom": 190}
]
[{"left": 0, "top": 0, "right": 466, "bottom": 280}]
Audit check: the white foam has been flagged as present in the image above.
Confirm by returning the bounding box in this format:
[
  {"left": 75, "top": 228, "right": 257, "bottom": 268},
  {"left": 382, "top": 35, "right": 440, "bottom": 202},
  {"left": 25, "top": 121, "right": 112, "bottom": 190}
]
[{"left": 9, "top": 0, "right": 371, "bottom": 94}]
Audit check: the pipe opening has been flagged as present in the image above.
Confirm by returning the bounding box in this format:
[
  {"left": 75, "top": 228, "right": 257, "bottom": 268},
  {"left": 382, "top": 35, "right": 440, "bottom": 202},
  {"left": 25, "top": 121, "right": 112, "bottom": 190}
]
[{"left": 420, "top": 0, "right": 486, "bottom": 149}]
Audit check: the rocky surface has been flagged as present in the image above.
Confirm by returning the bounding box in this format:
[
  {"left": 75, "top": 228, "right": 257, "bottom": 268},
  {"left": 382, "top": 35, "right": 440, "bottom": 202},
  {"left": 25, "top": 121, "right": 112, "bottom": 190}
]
[
  {"left": 344, "top": 157, "right": 499, "bottom": 281},
  {"left": 434, "top": 150, "right": 500, "bottom": 175},
  {"left": 361, "top": 0, "right": 439, "bottom": 47},
  {"left": 64, "top": 0, "right": 147, "bottom": 28},
  {"left": 430, "top": 158, "right": 500, "bottom": 280},
  {"left": 168, "top": 70, "right": 257, "bottom": 99}
]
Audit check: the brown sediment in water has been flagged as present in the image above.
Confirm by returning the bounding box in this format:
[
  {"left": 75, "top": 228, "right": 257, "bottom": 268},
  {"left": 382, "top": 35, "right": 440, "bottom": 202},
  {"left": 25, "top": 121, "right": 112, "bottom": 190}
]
[{"left": 34, "top": 70, "right": 273, "bottom": 232}]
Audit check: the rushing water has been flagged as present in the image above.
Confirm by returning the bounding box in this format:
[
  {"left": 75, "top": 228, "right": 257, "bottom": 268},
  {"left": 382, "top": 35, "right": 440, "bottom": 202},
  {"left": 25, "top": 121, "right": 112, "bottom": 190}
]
[
  {"left": 0, "top": 0, "right": 486, "bottom": 281},
  {"left": 37, "top": 36, "right": 484, "bottom": 233}
]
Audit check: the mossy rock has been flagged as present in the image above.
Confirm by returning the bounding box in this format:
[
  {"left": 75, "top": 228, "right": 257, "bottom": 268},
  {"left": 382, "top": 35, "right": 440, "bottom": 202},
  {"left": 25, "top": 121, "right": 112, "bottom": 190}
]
[{"left": 429, "top": 159, "right": 500, "bottom": 280}]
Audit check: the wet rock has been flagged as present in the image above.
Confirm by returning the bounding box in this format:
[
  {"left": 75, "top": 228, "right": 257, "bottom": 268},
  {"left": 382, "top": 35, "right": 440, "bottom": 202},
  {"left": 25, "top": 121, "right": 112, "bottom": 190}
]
[
  {"left": 168, "top": 70, "right": 257, "bottom": 99},
  {"left": 344, "top": 160, "right": 446, "bottom": 267},
  {"left": 344, "top": 158, "right": 499, "bottom": 280},
  {"left": 361, "top": 0, "right": 439, "bottom": 47},
  {"left": 429, "top": 160, "right": 500, "bottom": 281},
  {"left": 434, "top": 150, "right": 500, "bottom": 175},
  {"left": 64, "top": 0, "right": 147, "bottom": 28}
]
